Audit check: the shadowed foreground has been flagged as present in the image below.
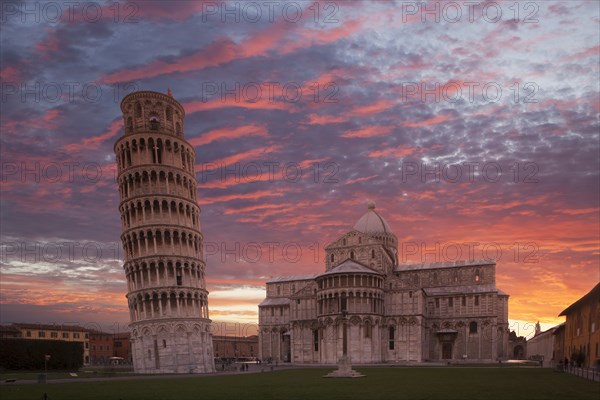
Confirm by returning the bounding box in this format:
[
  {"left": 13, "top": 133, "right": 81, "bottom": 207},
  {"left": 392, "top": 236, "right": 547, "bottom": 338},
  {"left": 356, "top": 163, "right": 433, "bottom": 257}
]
[{"left": 1, "top": 367, "right": 598, "bottom": 400}]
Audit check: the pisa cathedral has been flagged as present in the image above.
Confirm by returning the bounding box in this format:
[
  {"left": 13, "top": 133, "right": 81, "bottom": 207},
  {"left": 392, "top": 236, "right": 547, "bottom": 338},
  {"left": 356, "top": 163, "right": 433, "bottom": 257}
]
[
  {"left": 115, "top": 91, "right": 214, "bottom": 373},
  {"left": 259, "top": 204, "right": 510, "bottom": 364}
]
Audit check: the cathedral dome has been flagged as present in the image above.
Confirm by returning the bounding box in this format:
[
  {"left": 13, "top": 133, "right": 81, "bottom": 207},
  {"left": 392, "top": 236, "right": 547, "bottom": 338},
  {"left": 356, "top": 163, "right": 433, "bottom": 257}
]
[{"left": 353, "top": 203, "right": 393, "bottom": 234}]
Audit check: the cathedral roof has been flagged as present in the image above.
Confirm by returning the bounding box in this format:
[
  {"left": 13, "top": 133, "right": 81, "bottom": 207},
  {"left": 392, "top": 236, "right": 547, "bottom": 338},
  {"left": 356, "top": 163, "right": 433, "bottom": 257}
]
[
  {"left": 318, "top": 259, "right": 380, "bottom": 277},
  {"left": 266, "top": 275, "right": 318, "bottom": 283},
  {"left": 258, "top": 298, "right": 290, "bottom": 307},
  {"left": 423, "top": 284, "right": 502, "bottom": 296},
  {"left": 353, "top": 203, "right": 393, "bottom": 234},
  {"left": 395, "top": 259, "right": 496, "bottom": 272}
]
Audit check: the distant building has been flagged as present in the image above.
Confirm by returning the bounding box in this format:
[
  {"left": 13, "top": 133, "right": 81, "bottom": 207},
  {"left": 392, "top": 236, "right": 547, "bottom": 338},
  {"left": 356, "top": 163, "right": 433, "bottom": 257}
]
[
  {"left": 552, "top": 323, "right": 566, "bottom": 364},
  {"left": 11, "top": 323, "right": 90, "bottom": 364},
  {"left": 258, "top": 204, "right": 510, "bottom": 364},
  {"left": 213, "top": 335, "right": 258, "bottom": 360},
  {"left": 89, "top": 331, "right": 114, "bottom": 365},
  {"left": 508, "top": 330, "right": 527, "bottom": 359},
  {"left": 558, "top": 283, "right": 600, "bottom": 368},
  {"left": 527, "top": 322, "right": 560, "bottom": 367},
  {"left": 113, "top": 332, "right": 132, "bottom": 364},
  {"left": 0, "top": 324, "right": 22, "bottom": 338}
]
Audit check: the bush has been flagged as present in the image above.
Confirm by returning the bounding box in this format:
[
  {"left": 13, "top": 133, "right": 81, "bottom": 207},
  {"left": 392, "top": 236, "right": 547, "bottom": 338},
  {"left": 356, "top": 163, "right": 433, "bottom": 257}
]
[{"left": 0, "top": 339, "right": 83, "bottom": 370}]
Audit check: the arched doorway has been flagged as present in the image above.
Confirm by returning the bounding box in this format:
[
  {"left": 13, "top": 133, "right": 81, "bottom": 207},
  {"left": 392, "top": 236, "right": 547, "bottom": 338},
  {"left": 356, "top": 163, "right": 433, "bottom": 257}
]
[{"left": 513, "top": 345, "right": 524, "bottom": 359}]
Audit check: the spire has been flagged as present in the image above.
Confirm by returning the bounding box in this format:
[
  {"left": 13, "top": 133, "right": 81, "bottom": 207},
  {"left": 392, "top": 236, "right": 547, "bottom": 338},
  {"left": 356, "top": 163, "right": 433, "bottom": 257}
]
[{"left": 167, "top": 87, "right": 172, "bottom": 97}]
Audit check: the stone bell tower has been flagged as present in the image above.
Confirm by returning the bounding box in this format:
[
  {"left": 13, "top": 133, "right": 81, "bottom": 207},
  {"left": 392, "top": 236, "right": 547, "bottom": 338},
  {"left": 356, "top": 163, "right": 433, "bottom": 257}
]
[{"left": 115, "top": 90, "right": 215, "bottom": 373}]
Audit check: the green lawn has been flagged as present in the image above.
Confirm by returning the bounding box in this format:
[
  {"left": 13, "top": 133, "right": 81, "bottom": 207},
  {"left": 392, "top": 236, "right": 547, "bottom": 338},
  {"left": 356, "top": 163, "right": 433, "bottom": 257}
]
[{"left": 1, "top": 368, "right": 598, "bottom": 400}]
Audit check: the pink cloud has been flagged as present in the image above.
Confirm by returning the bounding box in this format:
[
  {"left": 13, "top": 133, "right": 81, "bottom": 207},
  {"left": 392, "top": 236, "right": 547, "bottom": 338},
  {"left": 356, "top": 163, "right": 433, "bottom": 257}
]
[
  {"left": 64, "top": 119, "right": 123, "bottom": 152},
  {"left": 403, "top": 115, "right": 451, "bottom": 128},
  {"left": 188, "top": 124, "right": 269, "bottom": 147}
]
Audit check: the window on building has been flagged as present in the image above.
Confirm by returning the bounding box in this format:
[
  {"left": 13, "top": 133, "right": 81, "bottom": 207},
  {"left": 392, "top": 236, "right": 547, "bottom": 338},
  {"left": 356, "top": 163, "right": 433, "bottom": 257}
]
[
  {"left": 85, "top": 343, "right": 89, "bottom": 349},
  {"left": 163, "top": 340, "right": 167, "bottom": 348},
  {"left": 331, "top": 254, "right": 335, "bottom": 263},
  {"left": 176, "top": 275, "right": 182, "bottom": 286},
  {"left": 279, "top": 307, "right": 283, "bottom": 316},
  {"left": 371, "top": 249, "right": 375, "bottom": 259},
  {"left": 115, "top": 341, "right": 122, "bottom": 348},
  {"left": 358, "top": 237, "right": 362, "bottom": 244},
  {"left": 388, "top": 326, "right": 395, "bottom": 350},
  {"left": 277, "top": 286, "right": 281, "bottom": 295},
  {"left": 26, "top": 331, "right": 31, "bottom": 337},
  {"left": 39, "top": 331, "right": 46, "bottom": 338},
  {"left": 271, "top": 308, "right": 274, "bottom": 316},
  {"left": 474, "top": 296, "right": 479, "bottom": 306},
  {"left": 462, "top": 296, "right": 466, "bottom": 307},
  {"left": 313, "top": 330, "right": 319, "bottom": 351},
  {"left": 50, "top": 331, "right": 57, "bottom": 338},
  {"left": 448, "top": 298, "right": 453, "bottom": 307},
  {"left": 73, "top": 333, "right": 80, "bottom": 339},
  {"left": 350, "top": 251, "right": 355, "bottom": 260},
  {"left": 92, "top": 345, "right": 96, "bottom": 351},
  {"left": 85, "top": 333, "right": 89, "bottom": 339},
  {"left": 435, "top": 298, "right": 439, "bottom": 308},
  {"left": 341, "top": 294, "right": 347, "bottom": 312},
  {"left": 469, "top": 321, "right": 478, "bottom": 334},
  {"left": 409, "top": 291, "right": 413, "bottom": 298},
  {"left": 62, "top": 332, "right": 69, "bottom": 338},
  {"left": 148, "top": 349, "right": 152, "bottom": 360},
  {"left": 365, "top": 322, "right": 372, "bottom": 338},
  {"left": 100, "top": 345, "right": 103, "bottom": 351},
  {"left": 135, "top": 102, "right": 142, "bottom": 117}
]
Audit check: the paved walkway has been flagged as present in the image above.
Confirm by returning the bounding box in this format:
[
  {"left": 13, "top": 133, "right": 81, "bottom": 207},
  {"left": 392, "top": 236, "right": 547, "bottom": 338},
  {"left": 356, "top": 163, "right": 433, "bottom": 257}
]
[{"left": 1, "top": 364, "right": 292, "bottom": 386}]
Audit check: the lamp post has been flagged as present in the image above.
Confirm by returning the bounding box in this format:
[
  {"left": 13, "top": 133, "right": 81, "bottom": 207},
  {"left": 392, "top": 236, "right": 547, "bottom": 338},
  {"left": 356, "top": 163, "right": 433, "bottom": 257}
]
[{"left": 44, "top": 354, "right": 50, "bottom": 383}]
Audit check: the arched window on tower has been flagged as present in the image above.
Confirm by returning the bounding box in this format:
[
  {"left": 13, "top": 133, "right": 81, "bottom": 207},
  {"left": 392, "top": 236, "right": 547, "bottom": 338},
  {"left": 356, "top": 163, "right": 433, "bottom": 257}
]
[
  {"left": 166, "top": 106, "right": 173, "bottom": 121},
  {"left": 176, "top": 122, "right": 181, "bottom": 136},
  {"left": 149, "top": 113, "right": 160, "bottom": 131},
  {"left": 135, "top": 102, "right": 142, "bottom": 117},
  {"left": 330, "top": 253, "right": 335, "bottom": 263},
  {"left": 350, "top": 251, "right": 355, "bottom": 260},
  {"left": 371, "top": 249, "right": 376, "bottom": 259}
]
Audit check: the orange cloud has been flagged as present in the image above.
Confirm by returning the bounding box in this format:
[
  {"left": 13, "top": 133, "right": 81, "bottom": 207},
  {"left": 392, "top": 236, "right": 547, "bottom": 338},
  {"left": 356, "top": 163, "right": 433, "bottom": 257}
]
[
  {"left": 341, "top": 125, "right": 393, "bottom": 138},
  {"left": 368, "top": 145, "right": 419, "bottom": 158}
]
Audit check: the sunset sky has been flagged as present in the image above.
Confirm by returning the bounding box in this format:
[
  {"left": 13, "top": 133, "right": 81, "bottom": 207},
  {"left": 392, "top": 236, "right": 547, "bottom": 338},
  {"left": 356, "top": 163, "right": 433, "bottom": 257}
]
[{"left": 1, "top": 1, "right": 598, "bottom": 339}]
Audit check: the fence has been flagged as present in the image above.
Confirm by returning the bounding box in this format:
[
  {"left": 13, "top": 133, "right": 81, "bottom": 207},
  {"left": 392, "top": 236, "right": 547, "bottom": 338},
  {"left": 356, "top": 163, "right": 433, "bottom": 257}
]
[{"left": 562, "top": 366, "right": 600, "bottom": 382}]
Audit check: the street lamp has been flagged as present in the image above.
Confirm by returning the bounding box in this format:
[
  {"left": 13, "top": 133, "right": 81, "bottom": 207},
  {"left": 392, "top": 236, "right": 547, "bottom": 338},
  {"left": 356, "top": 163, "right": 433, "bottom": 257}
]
[{"left": 44, "top": 354, "right": 51, "bottom": 381}]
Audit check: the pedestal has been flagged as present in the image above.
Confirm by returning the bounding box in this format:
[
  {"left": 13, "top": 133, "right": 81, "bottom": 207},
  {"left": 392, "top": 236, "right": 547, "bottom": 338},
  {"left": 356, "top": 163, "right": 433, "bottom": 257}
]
[{"left": 324, "top": 356, "right": 365, "bottom": 378}]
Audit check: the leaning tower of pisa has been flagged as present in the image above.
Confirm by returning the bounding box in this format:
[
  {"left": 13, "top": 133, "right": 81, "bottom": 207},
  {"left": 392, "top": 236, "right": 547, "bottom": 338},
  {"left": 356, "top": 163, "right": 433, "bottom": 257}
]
[{"left": 114, "top": 91, "right": 215, "bottom": 373}]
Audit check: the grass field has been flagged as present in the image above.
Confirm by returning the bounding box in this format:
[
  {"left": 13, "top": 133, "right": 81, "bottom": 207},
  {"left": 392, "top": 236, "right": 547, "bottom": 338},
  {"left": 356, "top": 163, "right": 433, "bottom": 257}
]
[{"left": 1, "top": 367, "right": 598, "bottom": 400}]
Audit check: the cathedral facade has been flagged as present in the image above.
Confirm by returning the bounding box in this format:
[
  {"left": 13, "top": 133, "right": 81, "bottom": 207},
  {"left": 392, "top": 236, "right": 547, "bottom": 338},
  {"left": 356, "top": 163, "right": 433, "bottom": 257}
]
[{"left": 258, "top": 204, "right": 509, "bottom": 364}]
